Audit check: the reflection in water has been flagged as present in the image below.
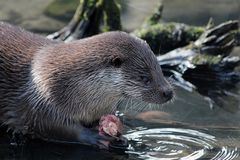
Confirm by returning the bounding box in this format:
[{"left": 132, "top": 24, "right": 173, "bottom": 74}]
[
  {"left": 125, "top": 128, "right": 239, "bottom": 160},
  {"left": 1, "top": 125, "right": 239, "bottom": 160}
]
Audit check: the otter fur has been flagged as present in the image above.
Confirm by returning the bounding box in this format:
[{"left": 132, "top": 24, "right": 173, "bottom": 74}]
[{"left": 0, "top": 22, "right": 173, "bottom": 148}]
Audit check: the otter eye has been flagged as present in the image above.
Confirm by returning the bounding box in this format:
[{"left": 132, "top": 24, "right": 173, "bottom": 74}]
[
  {"left": 140, "top": 76, "right": 151, "bottom": 85},
  {"left": 111, "top": 57, "right": 123, "bottom": 68}
]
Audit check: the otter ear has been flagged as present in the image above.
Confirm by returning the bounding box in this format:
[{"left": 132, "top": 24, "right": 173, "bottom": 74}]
[{"left": 110, "top": 56, "right": 123, "bottom": 68}]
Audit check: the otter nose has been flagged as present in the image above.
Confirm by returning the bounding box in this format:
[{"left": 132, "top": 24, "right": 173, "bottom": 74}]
[{"left": 162, "top": 89, "right": 173, "bottom": 101}]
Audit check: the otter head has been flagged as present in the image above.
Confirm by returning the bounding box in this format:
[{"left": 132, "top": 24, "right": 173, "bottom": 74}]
[
  {"left": 31, "top": 31, "right": 173, "bottom": 125},
  {"left": 81, "top": 32, "right": 173, "bottom": 104}
]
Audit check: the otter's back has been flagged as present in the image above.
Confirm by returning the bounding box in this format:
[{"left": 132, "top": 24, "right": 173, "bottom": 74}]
[{"left": 0, "top": 22, "right": 53, "bottom": 120}]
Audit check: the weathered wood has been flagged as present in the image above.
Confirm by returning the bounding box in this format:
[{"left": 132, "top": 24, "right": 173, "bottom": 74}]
[
  {"left": 134, "top": 23, "right": 204, "bottom": 54},
  {"left": 157, "top": 21, "right": 240, "bottom": 110},
  {"left": 134, "top": 3, "right": 239, "bottom": 55},
  {"left": 47, "top": 0, "right": 121, "bottom": 41}
]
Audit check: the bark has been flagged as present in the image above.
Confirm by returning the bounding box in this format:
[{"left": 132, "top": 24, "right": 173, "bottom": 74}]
[
  {"left": 157, "top": 20, "right": 240, "bottom": 110},
  {"left": 47, "top": 0, "right": 121, "bottom": 41},
  {"left": 134, "top": 23, "right": 204, "bottom": 54}
]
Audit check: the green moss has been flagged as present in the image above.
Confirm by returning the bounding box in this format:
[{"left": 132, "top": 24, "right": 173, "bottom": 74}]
[
  {"left": 134, "top": 23, "right": 205, "bottom": 54},
  {"left": 191, "top": 54, "right": 222, "bottom": 65},
  {"left": 79, "top": 0, "right": 98, "bottom": 21},
  {"left": 101, "top": 0, "right": 121, "bottom": 32},
  {"left": 144, "top": 3, "right": 163, "bottom": 25},
  {"left": 187, "top": 26, "right": 205, "bottom": 41}
]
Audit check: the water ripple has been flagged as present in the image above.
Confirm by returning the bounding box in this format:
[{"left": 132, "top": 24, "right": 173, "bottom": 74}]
[{"left": 124, "top": 128, "right": 239, "bottom": 160}]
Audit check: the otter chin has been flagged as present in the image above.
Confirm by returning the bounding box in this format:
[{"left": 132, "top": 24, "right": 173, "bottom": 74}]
[{"left": 0, "top": 22, "right": 173, "bottom": 148}]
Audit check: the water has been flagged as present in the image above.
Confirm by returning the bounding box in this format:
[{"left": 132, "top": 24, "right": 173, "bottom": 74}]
[
  {"left": 0, "top": 0, "right": 240, "bottom": 159},
  {"left": 118, "top": 84, "right": 240, "bottom": 159},
  {"left": 125, "top": 128, "right": 239, "bottom": 159}
]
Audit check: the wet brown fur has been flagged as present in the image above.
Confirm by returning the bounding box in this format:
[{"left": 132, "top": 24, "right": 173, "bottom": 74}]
[{"left": 0, "top": 22, "right": 172, "bottom": 139}]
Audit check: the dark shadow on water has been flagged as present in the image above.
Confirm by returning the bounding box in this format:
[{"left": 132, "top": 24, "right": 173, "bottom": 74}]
[{"left": 0, "top": 132, "right": 129, "bottom": 160}]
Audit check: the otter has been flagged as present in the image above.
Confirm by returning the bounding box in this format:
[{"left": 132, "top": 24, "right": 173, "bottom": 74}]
[{"left": 0, "top": 22, "right": 173, "bottom": 148}]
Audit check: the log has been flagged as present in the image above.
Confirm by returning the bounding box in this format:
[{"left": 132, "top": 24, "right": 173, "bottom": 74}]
[
  {"left": 47, "top": 0, "right": 121, "bottom": 41},
  {"left": 157, "top": 20, "right": 240, "bottom": 110}
]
